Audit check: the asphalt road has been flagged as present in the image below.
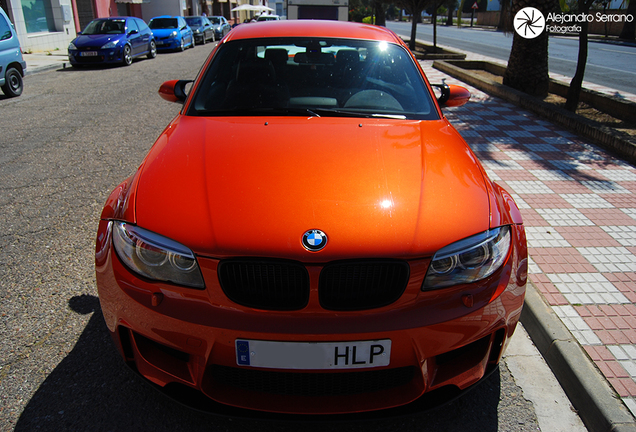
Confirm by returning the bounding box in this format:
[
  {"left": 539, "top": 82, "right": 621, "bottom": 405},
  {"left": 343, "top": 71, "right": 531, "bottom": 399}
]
[
  {"left": 0, "top": 41, "right": 566, "bottom": 431},
  {"left": 386, "top": 21, "right": 636, "bottom": 95}
]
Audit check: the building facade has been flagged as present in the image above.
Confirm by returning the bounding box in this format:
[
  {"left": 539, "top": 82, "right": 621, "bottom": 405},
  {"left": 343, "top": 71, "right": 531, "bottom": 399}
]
[{"left": 0, "top": 0, "right": 241, "bottom": 53}]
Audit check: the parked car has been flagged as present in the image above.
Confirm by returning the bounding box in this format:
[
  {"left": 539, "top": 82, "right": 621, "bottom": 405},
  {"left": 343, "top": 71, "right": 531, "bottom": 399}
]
[
  {"left": 185, "top": 16, "right": 215, "bottom": 44},
  {"left": 68, "top": 17, "right": 156, "bottom": 67},
  {"left": 96, "top": 20, "right": 527, "bottom": 416},
  {"left": 0, "top": 8, "right": 26, "bottom": 97},
  {"left": 149, "top": 16, "right": 194, "bottom": 51},
  {"left": 208, "top": 15, "right": 231, "bottom": 40},
  {"left": 256, "top": 14, "right": 280, "bottom": 21}
]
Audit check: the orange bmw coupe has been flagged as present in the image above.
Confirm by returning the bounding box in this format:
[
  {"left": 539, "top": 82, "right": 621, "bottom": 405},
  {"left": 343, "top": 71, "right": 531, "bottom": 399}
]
[{"left": 95, "top": 20, "right": 527, "bottom": 416}]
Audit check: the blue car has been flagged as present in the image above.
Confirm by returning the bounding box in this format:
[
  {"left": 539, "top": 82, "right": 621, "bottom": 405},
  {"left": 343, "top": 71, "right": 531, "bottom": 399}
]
[
  {"left": 68, "top": 17, "right": 157, "bottom": 67},
  {"left": 149, "top": 16, "right": 194, "bottom": 52},
  {"left": 209, "top": 16, "right": 231, "bottom": 40}
]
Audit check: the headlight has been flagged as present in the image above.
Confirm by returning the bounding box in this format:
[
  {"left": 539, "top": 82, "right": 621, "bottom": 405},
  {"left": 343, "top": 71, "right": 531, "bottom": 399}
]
[
  {"left": 101, "top": 40, "right": 119, "bottom": 49},
  {"left": 68, "top": 41, "right": 77, "bottom": 50},
  {"left": 112, "top": 221, "right": 205, "bottom": 289},
  {"left": 171, "top": 31, "right": 178, "bottom": 37},
  {"left": 422, "top": 226, "right": 511, "bottom": 290}
]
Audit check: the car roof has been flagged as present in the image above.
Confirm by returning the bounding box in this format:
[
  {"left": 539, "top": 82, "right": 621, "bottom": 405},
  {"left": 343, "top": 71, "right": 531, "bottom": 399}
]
[{"left": 223, "top": 20, "right": 403, "bottom": 44}]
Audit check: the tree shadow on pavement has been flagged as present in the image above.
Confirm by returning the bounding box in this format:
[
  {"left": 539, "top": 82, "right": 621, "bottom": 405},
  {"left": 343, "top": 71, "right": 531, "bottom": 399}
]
[{"left": 14, "top": 295, "right": 527, "bottom": 432}]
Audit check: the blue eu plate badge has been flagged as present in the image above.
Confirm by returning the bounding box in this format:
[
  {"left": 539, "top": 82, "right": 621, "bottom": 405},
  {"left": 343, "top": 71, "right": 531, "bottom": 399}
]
[{"left": 236, "top": 340, "right": 250, "bottom": 365}]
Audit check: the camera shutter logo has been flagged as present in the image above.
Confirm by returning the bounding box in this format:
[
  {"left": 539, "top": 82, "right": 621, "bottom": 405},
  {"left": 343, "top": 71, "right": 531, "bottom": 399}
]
[{"left": 513, "top": 7, "right": 546, "bottom": 39}]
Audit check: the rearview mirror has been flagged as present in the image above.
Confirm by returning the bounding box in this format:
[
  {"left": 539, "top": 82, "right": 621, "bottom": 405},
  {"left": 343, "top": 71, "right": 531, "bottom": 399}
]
[
  {"left": 159, "top": 80, "right": 193, "bottom": 103},
  {"left": 432, "top": 83, "right": 471, "bottom": 108}
]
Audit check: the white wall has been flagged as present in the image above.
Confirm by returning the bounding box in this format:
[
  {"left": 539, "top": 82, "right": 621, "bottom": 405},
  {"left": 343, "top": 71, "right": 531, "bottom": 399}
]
[
  {"left": 7, "top": 0, "right": 75, "bottom": 53},
  {"left": 141, "top": 0, "right": 184, "bottom": 22}
]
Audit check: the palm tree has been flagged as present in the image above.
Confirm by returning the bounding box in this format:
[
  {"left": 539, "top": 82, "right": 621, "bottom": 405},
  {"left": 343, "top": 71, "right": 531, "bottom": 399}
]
[{"left": 502, "top": 0, "right": 559, "bottom": 98}]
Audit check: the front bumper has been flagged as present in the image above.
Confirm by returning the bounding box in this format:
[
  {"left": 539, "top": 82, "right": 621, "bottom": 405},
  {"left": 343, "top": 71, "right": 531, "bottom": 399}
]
[
  {"left": 155, "top": 38, "right": 180, "bottom": 50},
  {"left": 68, "top": 48, "right": 126, "bottom": 65},
  {"left": 96, "top": 220, "right": 527, "bottom": 415}
]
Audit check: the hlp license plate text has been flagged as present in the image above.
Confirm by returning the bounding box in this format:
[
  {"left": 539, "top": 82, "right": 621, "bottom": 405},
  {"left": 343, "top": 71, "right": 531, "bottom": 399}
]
[{"left": 235, "top": 339, "right": 391, "bottom": 370}]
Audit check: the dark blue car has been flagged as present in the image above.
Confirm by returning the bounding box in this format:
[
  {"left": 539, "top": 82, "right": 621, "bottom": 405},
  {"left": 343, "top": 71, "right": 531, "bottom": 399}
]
[
  {"left": 149, "top": 16, "right": 194, "bottom": 52},
  {"left": 68, "top": 17, "right": 156, "bottom": 67}
]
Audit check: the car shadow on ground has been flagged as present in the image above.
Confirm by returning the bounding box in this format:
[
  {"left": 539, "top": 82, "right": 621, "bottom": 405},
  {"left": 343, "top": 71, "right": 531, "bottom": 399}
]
[{"left": 15, "top": 295, "right": 507, "bottom": 432}]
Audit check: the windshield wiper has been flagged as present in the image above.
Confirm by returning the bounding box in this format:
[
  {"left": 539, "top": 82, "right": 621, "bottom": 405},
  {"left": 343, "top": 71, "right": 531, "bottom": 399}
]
[
  {"left": 198, "top": 107, "right": 321, "bottom": 117},
  {"left": 197, "top": 106, "right": 407, "bottom": 119},
  {"left": 310, "top": 108, "right": 406, "bottom": 119}
]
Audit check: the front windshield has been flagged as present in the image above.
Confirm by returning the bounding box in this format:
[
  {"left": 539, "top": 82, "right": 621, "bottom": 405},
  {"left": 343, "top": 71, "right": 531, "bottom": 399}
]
[
  {"left": 186, "top": 18, "right": 203, "bottom": 26},
  {"left": 149, "top": 18, "right": 178, "bottom": 29},
  {"left": 83, "top": 19, "right": 125, "bottom": 35},
  {"left": 209, "top": 17, "right": 221, "bottom": 24},
  {"left": 189, "top": 37, "right": 438, "bottom": 120}
]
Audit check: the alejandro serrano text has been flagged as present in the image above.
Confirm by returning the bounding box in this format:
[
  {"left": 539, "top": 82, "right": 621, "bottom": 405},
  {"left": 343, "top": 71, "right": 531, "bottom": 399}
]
[{"left": 547, "top": 12, "right": 634, "bottom": 23}]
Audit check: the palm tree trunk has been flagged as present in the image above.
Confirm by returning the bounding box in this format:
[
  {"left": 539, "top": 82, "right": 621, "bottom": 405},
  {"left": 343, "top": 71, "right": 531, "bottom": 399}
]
[
  {"left": 375, "top": 0, "right": 387, "bottom": 26},
  {"left": 502, "top": 0, "right": 557, "bottom": 97},
  {"left": 410, "top": 15, "right": 418, "bottom": 51},
  {"left": 565, "top": 20, "right": 588, "bottom": 111},
  {"left": 619, "top": 0, "right": 636, "bottom": 41}
]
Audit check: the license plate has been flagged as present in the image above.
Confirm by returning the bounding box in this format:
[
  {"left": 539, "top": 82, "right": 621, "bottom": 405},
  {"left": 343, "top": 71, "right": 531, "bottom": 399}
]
[
  {"left": 235, "top": 339, "right": 391, "bottom": 370},
  {"left": 80, "top": 51, "right": 97, "bottom": 56}
]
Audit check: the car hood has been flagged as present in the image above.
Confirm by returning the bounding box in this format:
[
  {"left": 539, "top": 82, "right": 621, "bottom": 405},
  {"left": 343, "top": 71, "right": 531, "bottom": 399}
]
[
  {"left": 73, "top": 34, "right": 123, "bottom": 48},
  {"left": 134, "top": 116, "right": 491, "bottom": 260}
]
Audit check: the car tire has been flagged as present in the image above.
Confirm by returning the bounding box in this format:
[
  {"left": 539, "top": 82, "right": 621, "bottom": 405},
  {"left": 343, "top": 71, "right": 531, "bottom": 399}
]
[
  {"left": 200, "top": 36, "right": 206, "bottom": 45},
  {"left": 211, "top": 32, "right": 215, "bottom": 43},
  {"left": 191, "top": 36, "right": 195, "bottom": 48},
  {"left": 147, "top": 40, "right": 157, "bottom": 59},
  {"left": 1, "top": 67, "right": 23, "bottom": 97},
  {"left": 179, "top": 38, "right": 185, "bottom": 52},
  {"left": 122, "top": 45, "right": 133, "bottom": 66}
]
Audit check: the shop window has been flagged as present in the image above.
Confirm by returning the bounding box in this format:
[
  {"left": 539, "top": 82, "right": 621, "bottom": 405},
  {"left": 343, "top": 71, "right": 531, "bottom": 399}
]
[{"left": 21, "top": 0, "right": 55, "bottom": 33}]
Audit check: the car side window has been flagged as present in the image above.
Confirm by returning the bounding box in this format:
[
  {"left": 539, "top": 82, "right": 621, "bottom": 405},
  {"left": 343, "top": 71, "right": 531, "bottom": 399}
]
[
  {"left": 137, "top": 19, "right": 150, "bottom": 33},
  {"left": 0, "top": 15, "right": 12, "bottom": 41},
  {"left": 127, "top": 19, "right": 139, "bottom": 34}
]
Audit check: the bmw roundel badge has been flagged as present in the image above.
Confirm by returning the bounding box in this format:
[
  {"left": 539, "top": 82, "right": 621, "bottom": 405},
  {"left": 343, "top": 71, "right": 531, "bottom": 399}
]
[{"left": 302, "top": 229, "right": 327, "bottom": 252}]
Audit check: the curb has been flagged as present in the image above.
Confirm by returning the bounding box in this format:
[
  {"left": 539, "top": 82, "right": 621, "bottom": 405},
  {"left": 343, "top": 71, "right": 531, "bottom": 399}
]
[
  {"left": 521, "top": 284, "right": 636, "bottom": 432},
  {"left": 432, "top": 59, "right": 636, "bottom": 165},
  {"left": 24, "top": 62, "right": 68, "bottom": 76}
]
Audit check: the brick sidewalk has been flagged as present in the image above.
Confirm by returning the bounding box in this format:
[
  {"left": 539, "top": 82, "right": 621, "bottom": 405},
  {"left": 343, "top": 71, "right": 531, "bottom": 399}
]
[{"left": 420, "top": 60, "right": 636, "bottom": 416}]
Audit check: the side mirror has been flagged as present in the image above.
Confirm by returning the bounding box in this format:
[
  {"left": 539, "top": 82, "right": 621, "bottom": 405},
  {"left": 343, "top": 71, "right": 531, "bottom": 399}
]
[
  {"left": 159, "top": 79, "right": 193, "bottom": 103},
  {"left": 128, "top": 29, "right": 139, "bottom": 36},
  {"left": 432, "top": 83, "right": 471, "bottom": 108}
]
